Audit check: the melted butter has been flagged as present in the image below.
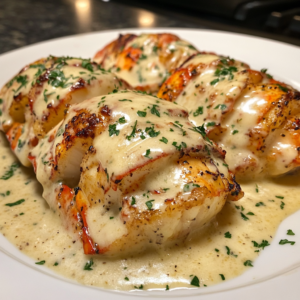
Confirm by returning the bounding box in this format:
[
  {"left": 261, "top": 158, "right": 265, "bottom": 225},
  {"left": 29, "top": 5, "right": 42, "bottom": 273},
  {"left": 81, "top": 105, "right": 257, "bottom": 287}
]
[{"left": 1, "top": 131, "right": 300, "bottom": 290}]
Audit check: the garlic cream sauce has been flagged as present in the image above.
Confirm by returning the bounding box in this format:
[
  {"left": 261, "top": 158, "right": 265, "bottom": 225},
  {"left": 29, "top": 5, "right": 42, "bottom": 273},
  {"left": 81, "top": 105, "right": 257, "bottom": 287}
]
[{"left": 0, "top": 131, "right": 300, "bottom": 290}]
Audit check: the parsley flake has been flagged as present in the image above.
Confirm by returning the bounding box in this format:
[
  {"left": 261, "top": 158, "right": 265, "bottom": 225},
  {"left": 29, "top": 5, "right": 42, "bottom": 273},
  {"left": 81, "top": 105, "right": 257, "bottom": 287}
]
[
  {"left": 131, "top": 197, "right": 136, "bottom": 206},
  {"left": 214, "top": 104, "right": 227, "bottom": 110},
  {"left": 193, "top": 106, "right": 203, "bottom": 117},
  {"left": 159, "top": 137, "right": 168, "bottom": 144},
  {"left": 240, "top": 212, "right": 249, "bottom": 221},
  {"left": 126, "top": 120, "right": 138, "bottom": 140},
  {"left": 145, "top": 200, "right": 155, "bottom": 210},
  {"left": 5, "top": 199, "right": 25, "bottom": 207},
  {"left": 150, "top": 105, "right": 160, "bottom": 117},
  {"left": 119, "top": 99, "right": 132, "bottom": 102},
  {"left": 224, "top": 231, "right": 231, "bottom": 239},
  {"left": 137, "top": 111, "right": 147, "bottom": 117},
  {"left": 144, "top": 149, "right": 152, "bottom": 159},
  {"left": 116, "top": 117, "right": 125, "bottom": 124},
  {"left": 134, "top": 284, "right": 144, "bottom": 290},
  {"left": 252, "top": 240, "right": 270, "bottom": 250},
  {"left": 108, "top": 124, "right": 120, "bottom": 137},
  {"left": 279, "top": 239, "right": 295, "bottom": 245},
  {"left": 1, "top": 162, "right": 20, "bottom": 180},
  {"left": 244, "top": 260, "right": 253, "bottom": 267},
  {"left": 83, "top": 259, "right": 94, "bottom": 271},
  {"left": 190, "top": 276, "right": 200, "bottom": 287}
]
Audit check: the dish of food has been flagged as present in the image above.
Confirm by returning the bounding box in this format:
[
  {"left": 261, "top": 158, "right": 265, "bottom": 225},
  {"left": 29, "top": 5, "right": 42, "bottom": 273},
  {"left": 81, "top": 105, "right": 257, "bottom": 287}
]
[{"left": 0, "top": 28, "right": 300, "bottom": 300}]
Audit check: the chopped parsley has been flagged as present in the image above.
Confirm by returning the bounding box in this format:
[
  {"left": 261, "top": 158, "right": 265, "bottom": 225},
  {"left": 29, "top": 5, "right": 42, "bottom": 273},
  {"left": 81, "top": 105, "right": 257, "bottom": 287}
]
[
  {"left": 137, "top": 111, "right": 147, "bottom": 117},
  {"left": 124, "top": 277, "right": 129, "bottom": 281},
  {"left": 35, "top": 260, "right": 46, "bottom": 265},
  {"left": 12, "top": 75, "right": 28, "bottom": 94},
  {"left": 247, "top": 212, "right": 255, "bottom": 216},
  {"left": 225, "top": 246, "right": 237, "bottom": 257},
  {"left": 0, "top": 162, "right": 20, "bottom": 180},
  {"left": 193, "top": 106, "right": 203, "bottom": 117},
  {"left": 214, "top": 104, "right": 227, "bottom": 110},
  {"left": 126, "top": 120, "right": 138, "bottom": 140},
  {"left": 173, "top": 121, "right": 187, "bottom": 136},
  {"left": 131, "top": 197, "right": 136, "bottom": 206},
  {"left": 232, "top": 130, "right": 239, "bottom": 135},
  {"left": 276, "top": 195, "right": 284, "bottom": 199},
  {"left": 118, "top": 116, "right": 126, "bottom": 124},
  {"left": 255, "top": 202, "right": 265, "bottom": 207},
  {"left": 118, "top": 99, "right": 132, "bottom": 102},
  {"left": 189, "top": 125, "right": 212, "bottom": 145},
  {"left": 190, "top": 276, "right": 200, "bottom": 287},
  {"left": 224, "top": 231, "right": 231, "bottom": 239},
  {"left": 280, "top": 201, "right": 285, "bottom": 210},
  {"left": 210, "top": 78, "right": 219, "bottom": 85},
  {"left": 172, "top": 141, "right": 187, "bottom": 151},
  {"left": 159, "top": 137, "right": 168, "bottom": 144},
  {"left": 206, "top": 122, "right": 216, "bottom": 127},
  {"left": 252, "top": 240, "right": 270, "bottom": 250},
  {"left": 145, "top": 125, "right": 160, "bottom": 138},
  {"left": 134, "top": 284, "right": 144, "bottom": 290},
  {"left": 244, "top": 260, "right": 253, "bottom": 267},
  {"left": 210, "top": 64, "right": 238, "bottom": 85},
  {"left": 240, "top": 212, "right": 249, "bottom": 221},
  {"left": 255, "top": 184, "right": 259, "bottom": 193},
  {"left": 108, "top": 124, "right": 120, "bottom": 137},
  {"left": 5, "top": 199, "right": 25, "bottom": 207},
  {"left": 150, "top": 105, "right": 160, "bottom": 117},
  {"left": 145, "top": 200, "right": 155, "bottom": 210},
  {"left": 83, "top": 259, "right": 94, "bottom": 271},
  {"left": 287, "top": 229, "right": 295, "bottom": 236},
  {"left": 144, "top": 149, "right": 152, "bottom": 159},
  {"left": 48, "top": 69, "right": 70, "bottom": 88},
  {"left": 81, "top": 59, "right": 94, "bottom": 72},
  {"left": 279, "top": 239, "right": 295, "bottom": 245},
  {"left": 219, "top": 274, "right": 225, "bottom": 281},
  {"left": 166, "top": 285, "right": 169, "bottom": 290}
]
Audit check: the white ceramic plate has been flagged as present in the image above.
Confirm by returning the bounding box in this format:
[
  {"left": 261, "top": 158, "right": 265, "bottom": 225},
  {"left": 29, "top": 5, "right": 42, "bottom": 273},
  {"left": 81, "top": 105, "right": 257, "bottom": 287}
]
[{"left": 0, "top": 29, "right": 300, "bottom": 300}]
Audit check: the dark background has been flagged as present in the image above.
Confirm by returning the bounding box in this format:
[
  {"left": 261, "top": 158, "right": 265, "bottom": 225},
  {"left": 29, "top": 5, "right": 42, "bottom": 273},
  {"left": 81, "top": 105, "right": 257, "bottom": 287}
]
[{"left": 0, "top": 0, "right": 299, "bottom": 55}]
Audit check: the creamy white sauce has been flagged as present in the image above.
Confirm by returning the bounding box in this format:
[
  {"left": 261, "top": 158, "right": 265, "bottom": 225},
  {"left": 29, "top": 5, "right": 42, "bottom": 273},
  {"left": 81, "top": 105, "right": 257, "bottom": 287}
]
[
  {"left": 30, "top": 91, "right": 231, "bottom": 256},
  {"left": 1, "top": 131, "right": 299, "bottom": 290},
  {"left": 176, "top": 54, "right": 249, "bottom": 130},
  {"left": 104, "top": 34, "right": 198, "bottom": 89}
]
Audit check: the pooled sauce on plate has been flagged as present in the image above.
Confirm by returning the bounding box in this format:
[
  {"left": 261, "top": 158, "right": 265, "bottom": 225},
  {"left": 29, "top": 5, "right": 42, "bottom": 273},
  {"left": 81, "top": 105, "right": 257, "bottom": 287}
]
[{"left": 0, "top": 131, "right": 299, "bottom": 290}]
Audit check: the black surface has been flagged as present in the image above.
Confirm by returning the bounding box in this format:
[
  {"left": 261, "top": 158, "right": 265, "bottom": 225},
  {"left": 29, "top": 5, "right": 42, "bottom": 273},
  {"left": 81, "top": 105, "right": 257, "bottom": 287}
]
[
  {"left": 0, "top": 0, "right": 202, "bottom": 55},
  {"left": 0, "top": 0, "right": 299, "bottom": 56}
]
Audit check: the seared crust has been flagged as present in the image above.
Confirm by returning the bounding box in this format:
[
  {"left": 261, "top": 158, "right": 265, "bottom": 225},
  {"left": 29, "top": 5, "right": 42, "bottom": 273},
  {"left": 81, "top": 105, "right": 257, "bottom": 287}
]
[
  {"left": 93, "top": 33, "right": 199, "bottom": 94},
  {"left": 157, "top": 53, "right": 300, "bottom": 178},
  {"left": 0, "top": 56, "right": 130, "bottom": 166},
  {"left": 29, "top": 91, "right": 243, "bottom": 256}
]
